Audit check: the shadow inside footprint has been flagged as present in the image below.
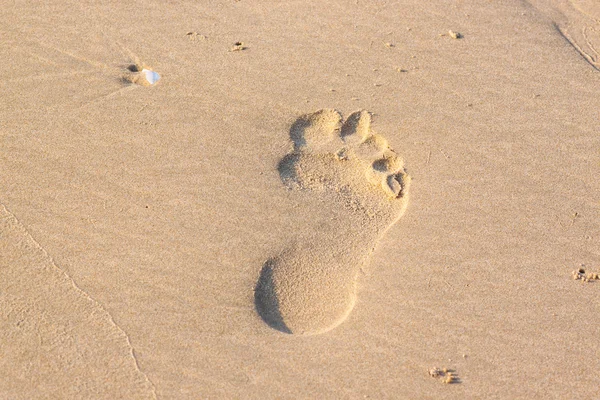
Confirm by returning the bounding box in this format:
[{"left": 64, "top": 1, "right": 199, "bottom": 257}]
[
  {"left": 254, "top": 259, "right": 292, "bottom": 334},
  {"left": 277, "top": 153, "right": 300, "bottom": 185},
  {"left": 289, "top": 117, "right": 311, "bottom": 149}
]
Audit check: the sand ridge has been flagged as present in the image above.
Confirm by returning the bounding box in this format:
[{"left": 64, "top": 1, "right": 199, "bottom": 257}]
[
  {"left": 255, "top": 109, "right": 410, "bottom": 335},
  {"left": 0, "top": 204, "right": 155, "bottom": 399},
  {"left": 529, "top": 0, "right": 600, "bottom": 70}
]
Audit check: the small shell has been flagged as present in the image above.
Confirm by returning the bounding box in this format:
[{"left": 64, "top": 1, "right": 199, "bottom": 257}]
[{"left": 142, "top": 69, "right": 160, "bottom": 85}]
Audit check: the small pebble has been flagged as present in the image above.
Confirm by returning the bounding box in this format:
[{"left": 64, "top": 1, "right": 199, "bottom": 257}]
[
  {"left": 449, "top": 30, "right": 463, "bottom": 39},
  {"left": 231, "top": 41, "right": 247, "bottom": 51}
]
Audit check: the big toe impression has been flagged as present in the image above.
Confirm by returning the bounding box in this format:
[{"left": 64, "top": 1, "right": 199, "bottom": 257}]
[{"left": 289, "top": 109, "right": 342, "bottom": 152}]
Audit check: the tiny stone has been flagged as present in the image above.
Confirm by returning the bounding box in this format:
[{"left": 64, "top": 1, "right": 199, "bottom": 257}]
[
  {"left": 231, "top": 41, "right": 247, "bottom": 51},
  {"left": 336, "top": 149, "right": 349, "bottom": 161},
  {"left": 449, "top": 30, "right": 463, "bottom": 39},
  {"left": 429, "top": 368, "right": 442, "bottom": 378},
  {"left": 186, "top": 32, "right": 207, "bottom": 41}
]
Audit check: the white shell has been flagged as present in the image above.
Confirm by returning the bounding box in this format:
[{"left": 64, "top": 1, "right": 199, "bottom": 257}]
[{"left": 142, "top": 69, "right": 160, "bottom": 85}]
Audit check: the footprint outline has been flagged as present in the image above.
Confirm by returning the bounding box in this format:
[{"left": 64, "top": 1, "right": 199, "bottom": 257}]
[{"left": 255, "top": 109, "right": 411, "bottom": 335}]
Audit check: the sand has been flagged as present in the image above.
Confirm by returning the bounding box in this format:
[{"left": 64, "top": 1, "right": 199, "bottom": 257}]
[
  {"left": 255, "top": 109, "right": 410, "bottom": 335},
  {"left": 1, "top": 0, "right": 599, "bottom": 398}
]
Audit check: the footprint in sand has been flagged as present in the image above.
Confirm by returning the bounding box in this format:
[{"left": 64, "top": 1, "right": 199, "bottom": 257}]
[{"left": 255, "top": 109, "right": 411, "bottom": 335}]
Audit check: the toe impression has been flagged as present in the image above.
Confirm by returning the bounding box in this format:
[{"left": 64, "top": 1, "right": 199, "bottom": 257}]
[
  {"left": 341, "top": 110, "right": 371, "bottom": 146},
  {"left": 290, "top": 109, "right": 342, "bottom": 152}
]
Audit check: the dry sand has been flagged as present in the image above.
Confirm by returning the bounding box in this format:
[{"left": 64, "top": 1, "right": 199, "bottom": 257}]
[{"left": 1, "top": 0, "right": 599, "bottom": 398}]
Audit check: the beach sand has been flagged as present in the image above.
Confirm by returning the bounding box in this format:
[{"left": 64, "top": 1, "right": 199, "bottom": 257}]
[{"left": 1, "top": 0, "right": 599, "bottom": 398}]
